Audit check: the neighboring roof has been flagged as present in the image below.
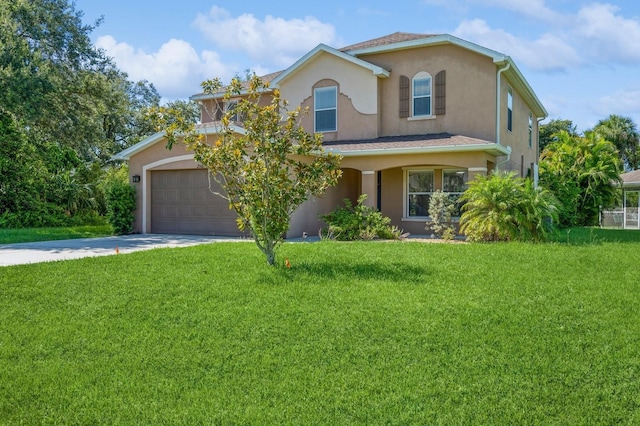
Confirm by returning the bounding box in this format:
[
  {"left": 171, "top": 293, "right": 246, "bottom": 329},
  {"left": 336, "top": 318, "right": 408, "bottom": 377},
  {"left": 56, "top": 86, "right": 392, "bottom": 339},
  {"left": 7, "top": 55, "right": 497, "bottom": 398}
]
[
  {"left": 271, "top": 43, "right": 390, "bottom": 86},
  {"left": 112, "top": 124, "right": 245, "bottom": 161},
  {"left": 621, "top": 170, "right": 640, "bottom": 187},
  {"left": 322, "top": 133, "right": 510, "bottom": 157},
  {"left": 339, "top": 32, "right": 437, "bottom": 52}
]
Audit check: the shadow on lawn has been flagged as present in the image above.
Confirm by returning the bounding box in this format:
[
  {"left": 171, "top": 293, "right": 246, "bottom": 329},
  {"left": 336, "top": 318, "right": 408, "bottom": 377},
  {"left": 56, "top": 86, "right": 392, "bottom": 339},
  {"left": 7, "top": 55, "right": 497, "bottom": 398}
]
[
  {"left": 259, "top": 261, "right": 430, "bottom": 285},
  {"left": 552, "top": 228, "right": 640, "bottom": 245}
]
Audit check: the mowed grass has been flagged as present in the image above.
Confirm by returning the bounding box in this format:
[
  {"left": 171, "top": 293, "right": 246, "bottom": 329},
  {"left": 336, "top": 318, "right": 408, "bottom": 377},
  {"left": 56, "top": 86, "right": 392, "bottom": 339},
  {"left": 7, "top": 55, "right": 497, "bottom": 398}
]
[
  {"left": 1, "top": 240, "right": 639, "bottom": 424},
  {"left": 0, "top": 225, "right": 112, "bottom": 245}
]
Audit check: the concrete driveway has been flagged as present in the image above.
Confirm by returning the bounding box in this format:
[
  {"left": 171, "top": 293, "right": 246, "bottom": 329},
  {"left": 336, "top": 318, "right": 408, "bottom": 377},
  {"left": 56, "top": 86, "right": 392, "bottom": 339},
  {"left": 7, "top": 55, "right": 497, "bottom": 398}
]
[{"left": 0, "top": 234, "right": 247, "bottom": 267}]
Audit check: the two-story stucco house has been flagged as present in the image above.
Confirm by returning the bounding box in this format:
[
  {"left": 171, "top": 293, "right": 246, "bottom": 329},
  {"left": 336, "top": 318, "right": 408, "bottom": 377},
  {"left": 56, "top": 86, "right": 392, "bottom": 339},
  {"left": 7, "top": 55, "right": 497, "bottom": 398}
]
[{"left": 114, "top": 32, "right": 547, "bottom": 237}]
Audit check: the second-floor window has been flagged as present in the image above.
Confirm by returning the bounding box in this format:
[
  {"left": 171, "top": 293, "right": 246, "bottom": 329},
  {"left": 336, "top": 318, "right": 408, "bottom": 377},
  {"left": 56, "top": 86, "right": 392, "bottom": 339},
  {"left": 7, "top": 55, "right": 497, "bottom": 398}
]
[
  {"left": 314, "top": 86, "right": 337, "bottom": 132},
  {"left": 507, "top": 87, "right": 513, "bottom": 132},
  {"left": 528, "top": 113, "right": 533, "bottom": 148},
  {"left": 413, "top": 72, "right": 432, "bottom": 117}
]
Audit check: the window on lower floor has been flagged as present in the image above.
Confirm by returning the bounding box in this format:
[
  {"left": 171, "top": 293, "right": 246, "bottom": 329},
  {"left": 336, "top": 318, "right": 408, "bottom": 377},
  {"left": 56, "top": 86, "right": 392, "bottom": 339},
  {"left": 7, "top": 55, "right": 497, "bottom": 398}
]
[
  {"left": 443, "top": 170, "right": 468, "bottom": 216},
  {"left": 407, "top": 170, "right": 434, "bottom": 217}
]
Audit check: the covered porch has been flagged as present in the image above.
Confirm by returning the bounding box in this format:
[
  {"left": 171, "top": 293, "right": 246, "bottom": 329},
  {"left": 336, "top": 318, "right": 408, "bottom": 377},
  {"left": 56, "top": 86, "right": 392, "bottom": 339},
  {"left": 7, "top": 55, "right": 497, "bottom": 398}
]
[{"left": 288, "top": 134, "right": 510, "bottom": 237}]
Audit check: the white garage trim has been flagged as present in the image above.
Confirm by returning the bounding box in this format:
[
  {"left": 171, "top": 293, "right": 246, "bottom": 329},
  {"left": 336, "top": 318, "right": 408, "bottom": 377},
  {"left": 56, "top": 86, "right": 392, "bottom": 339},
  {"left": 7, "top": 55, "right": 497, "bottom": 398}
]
[{"left": 142, "top": 154, "right": 195, "bottom": 233}]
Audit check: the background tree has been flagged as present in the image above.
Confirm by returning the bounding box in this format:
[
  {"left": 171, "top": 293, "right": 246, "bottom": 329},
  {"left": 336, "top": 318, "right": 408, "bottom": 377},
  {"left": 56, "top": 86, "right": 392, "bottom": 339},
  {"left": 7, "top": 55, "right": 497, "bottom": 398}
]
[
  {"left": 539, "top": 131, "right": 622, "bottom": 227},
  {"left": 539, "top": 118, "right": 578, "bottom": 153},
  {"left": 1, "top": 0, "right": 164, "bottom": 227},
  {"left": 154, "top": 75, "right": 342, "bottom": 266},
  {"left": 592, "top": 115, "right": 640, "bottom": 171},
  {"left": 459, "top": 171, "right": 558, "bottom": 242}
]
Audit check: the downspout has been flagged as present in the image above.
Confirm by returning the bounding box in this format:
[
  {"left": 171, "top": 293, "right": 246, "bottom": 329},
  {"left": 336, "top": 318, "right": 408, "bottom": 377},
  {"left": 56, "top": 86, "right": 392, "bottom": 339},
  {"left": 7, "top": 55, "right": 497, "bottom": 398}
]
[
  {"left": 495, "top": 61, "right": 511, "bottom": 171},
  {"left": 496, "top": 146, "right": 512, "bottom": 170}
]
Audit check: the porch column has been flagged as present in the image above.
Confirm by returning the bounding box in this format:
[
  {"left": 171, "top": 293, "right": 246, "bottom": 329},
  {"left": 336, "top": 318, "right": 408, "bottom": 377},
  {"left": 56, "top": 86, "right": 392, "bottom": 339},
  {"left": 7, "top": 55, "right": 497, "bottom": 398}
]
[{"left": 361, "top": 170, "right": 377, "bottom": 208}]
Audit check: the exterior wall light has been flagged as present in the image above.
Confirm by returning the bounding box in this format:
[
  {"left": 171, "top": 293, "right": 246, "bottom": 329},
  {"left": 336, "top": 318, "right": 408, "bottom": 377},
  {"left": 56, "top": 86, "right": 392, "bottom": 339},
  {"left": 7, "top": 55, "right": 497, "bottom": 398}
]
[{"left": 132, "top": 175, "right": 141, "bottom": 183}]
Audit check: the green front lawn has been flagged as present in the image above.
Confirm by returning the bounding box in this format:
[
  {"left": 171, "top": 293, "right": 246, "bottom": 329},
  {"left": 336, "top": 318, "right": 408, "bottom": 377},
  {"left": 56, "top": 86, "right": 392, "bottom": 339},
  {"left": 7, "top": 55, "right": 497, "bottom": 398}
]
[
  {"left": 1, "top": 241, "right": 639, "bottom": 423},
  {"left": 0, "top": 225, "right": 112, "bottom": 245}
]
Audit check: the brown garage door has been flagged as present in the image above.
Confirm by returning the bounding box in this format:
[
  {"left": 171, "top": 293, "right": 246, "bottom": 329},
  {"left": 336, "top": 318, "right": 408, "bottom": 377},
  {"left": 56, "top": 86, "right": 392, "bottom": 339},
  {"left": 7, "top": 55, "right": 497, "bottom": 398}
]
[{"left": 151, "top": 169, "right": 242, "bottom": 236}]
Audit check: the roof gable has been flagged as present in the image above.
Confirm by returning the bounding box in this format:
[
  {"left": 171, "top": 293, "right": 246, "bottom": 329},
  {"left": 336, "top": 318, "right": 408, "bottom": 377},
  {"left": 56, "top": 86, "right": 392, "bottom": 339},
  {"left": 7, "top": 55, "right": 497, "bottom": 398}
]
[
  {"left": 343, "top": 33, "right": 546, "bottom": 118},
  {"left": 271, "top": 44, "right": 390, "bottom": 86},
  {"left": 112, "top": 124, "right": 246, "bottom": 161}
]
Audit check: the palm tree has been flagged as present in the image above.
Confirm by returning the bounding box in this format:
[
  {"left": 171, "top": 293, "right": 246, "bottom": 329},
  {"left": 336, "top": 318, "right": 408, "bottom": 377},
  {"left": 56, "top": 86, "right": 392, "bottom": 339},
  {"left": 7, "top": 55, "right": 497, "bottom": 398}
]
[
  {"left": 593, "top": 115, "right": 640, "bottom": 171},
  {"left": 459, "top": 171, "right": 558, "bottom": 242},
  {"left": 539, "top": 131, "right": 622, "bottom": 226}
]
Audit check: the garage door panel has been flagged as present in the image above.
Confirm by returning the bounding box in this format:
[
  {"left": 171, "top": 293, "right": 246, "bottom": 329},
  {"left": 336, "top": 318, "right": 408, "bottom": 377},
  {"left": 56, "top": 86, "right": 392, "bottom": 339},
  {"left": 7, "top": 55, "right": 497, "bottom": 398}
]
[{"left": 151, "top": 169, "right": 243, "bottom": 236}]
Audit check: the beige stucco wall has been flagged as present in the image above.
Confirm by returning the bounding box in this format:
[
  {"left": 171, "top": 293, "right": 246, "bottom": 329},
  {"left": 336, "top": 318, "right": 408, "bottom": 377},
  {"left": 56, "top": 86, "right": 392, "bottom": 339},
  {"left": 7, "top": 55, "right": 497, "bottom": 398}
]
[
  {"left": 278, "top": 52, "right": 381, "bottom": 141},
  {"left": 358, "top": 44, "right": 499, "bottom": 141},
  {"left": 288, "top": 168, "right": 360, "bottom": 237},
  {"left": 499, "top": 76, "right": 539, "bottom": 177}
]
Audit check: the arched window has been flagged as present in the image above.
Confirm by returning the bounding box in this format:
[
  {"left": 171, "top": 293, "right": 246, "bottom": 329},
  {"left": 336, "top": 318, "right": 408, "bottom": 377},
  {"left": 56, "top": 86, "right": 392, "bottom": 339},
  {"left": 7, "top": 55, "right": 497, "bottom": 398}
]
[{"left": 412, "top": 72, "right": 432, "bottom": 117}]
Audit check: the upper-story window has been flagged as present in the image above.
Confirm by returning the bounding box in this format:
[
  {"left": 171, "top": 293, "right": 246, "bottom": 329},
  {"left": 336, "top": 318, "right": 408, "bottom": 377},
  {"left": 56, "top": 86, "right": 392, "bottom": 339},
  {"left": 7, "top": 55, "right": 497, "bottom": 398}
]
[
  {"left": 528, "top": 113, "right": 533, "bottom": 149},
  {"left": 314, "top": 86, "right": 337, "bottom": 132},
  {"left": 413, "top": 72, "right": 432, "bottom": 117},
  {"left": 507, "top": 87, "right": 513, "bottom": 132}
]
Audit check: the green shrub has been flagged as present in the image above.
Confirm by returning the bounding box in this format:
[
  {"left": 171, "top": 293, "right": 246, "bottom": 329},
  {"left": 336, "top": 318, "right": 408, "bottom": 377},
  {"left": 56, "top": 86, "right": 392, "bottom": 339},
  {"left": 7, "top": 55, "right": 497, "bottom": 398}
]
[
  {"left": 321, "top": 194, "right": 401, "bottom": 241},
  {"left": 105, "top": 181, "right": 136, "bottom": 235},
  {"left": 426, "top": 190, "right": 456, "bottom": 239},
  {"left": 459, "top": 171, "right": 558, "bottom": 242}
]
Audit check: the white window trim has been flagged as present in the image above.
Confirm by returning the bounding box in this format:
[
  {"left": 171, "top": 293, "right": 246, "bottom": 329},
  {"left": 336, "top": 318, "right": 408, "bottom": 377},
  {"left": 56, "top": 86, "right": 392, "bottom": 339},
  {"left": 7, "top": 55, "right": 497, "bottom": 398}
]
[
  {"left": 412, "top": 71, "right": 433, "bottom": 118},
  {"left": 407, "top": 115, "right": 436, "bottom": 122},
  {"left": 314, "top": 86, "right": 337, "bottom": 133}
]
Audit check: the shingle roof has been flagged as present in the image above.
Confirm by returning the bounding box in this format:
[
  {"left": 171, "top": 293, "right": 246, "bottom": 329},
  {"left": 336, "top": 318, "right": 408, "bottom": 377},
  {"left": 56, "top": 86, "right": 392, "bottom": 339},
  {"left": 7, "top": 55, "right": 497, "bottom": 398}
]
[
  {"left": 621, "top": 170, "right": 640, "bottom": 184},
  {"left": 339, "top": 32, "right": 438, "bottom": 52},
  {"left": 322, "top": 133, "right": 501, "bottom": 153}
]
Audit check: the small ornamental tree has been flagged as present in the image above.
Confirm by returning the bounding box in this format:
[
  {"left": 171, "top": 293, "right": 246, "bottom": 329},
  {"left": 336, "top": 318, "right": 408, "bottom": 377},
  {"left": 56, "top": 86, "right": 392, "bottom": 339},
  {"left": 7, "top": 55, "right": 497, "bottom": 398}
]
[
  {"left": 152, "top": 75, "right": 342, "bottom": 265},
  {"left": 426, "top": 190, "right": 456, "bottom": 239}
]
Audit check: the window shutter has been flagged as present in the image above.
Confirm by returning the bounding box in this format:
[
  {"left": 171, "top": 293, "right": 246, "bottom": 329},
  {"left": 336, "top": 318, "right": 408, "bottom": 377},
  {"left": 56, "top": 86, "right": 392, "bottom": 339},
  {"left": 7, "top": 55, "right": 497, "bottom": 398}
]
[
  {"left": 399, "top": 75, "right": 410, "bottom": 118},
  {"left": 435, "top": 70, "right": 446, "bottom": 115}
]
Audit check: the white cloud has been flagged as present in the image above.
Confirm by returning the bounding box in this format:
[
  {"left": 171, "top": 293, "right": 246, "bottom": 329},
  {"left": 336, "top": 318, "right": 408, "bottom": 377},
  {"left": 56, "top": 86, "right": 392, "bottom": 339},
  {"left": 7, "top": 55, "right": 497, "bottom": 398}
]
[
  {"left": 193, "top": 6, "right": 339, "bottom": 68},
  {"left": 477, "top": 0, "right": 562, "bottom": 23},
  {"left": 453, "top": 19, "right": 580, "bottom": 71},
  {"left": 598, "top": 89, "right": 640, "bottom": 117},
  {"left": 96, "top": 35, "right": 234, "bottom": 99},
  {"left": 572, "top": 3, "right": 640, "bottom": 64}
]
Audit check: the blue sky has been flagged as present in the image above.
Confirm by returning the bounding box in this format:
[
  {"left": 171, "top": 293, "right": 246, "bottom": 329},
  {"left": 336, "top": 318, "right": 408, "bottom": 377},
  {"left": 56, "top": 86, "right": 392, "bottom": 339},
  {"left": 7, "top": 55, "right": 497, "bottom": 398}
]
[{"left": 75, "top": 0, "right": 640, "bottom": 132}]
